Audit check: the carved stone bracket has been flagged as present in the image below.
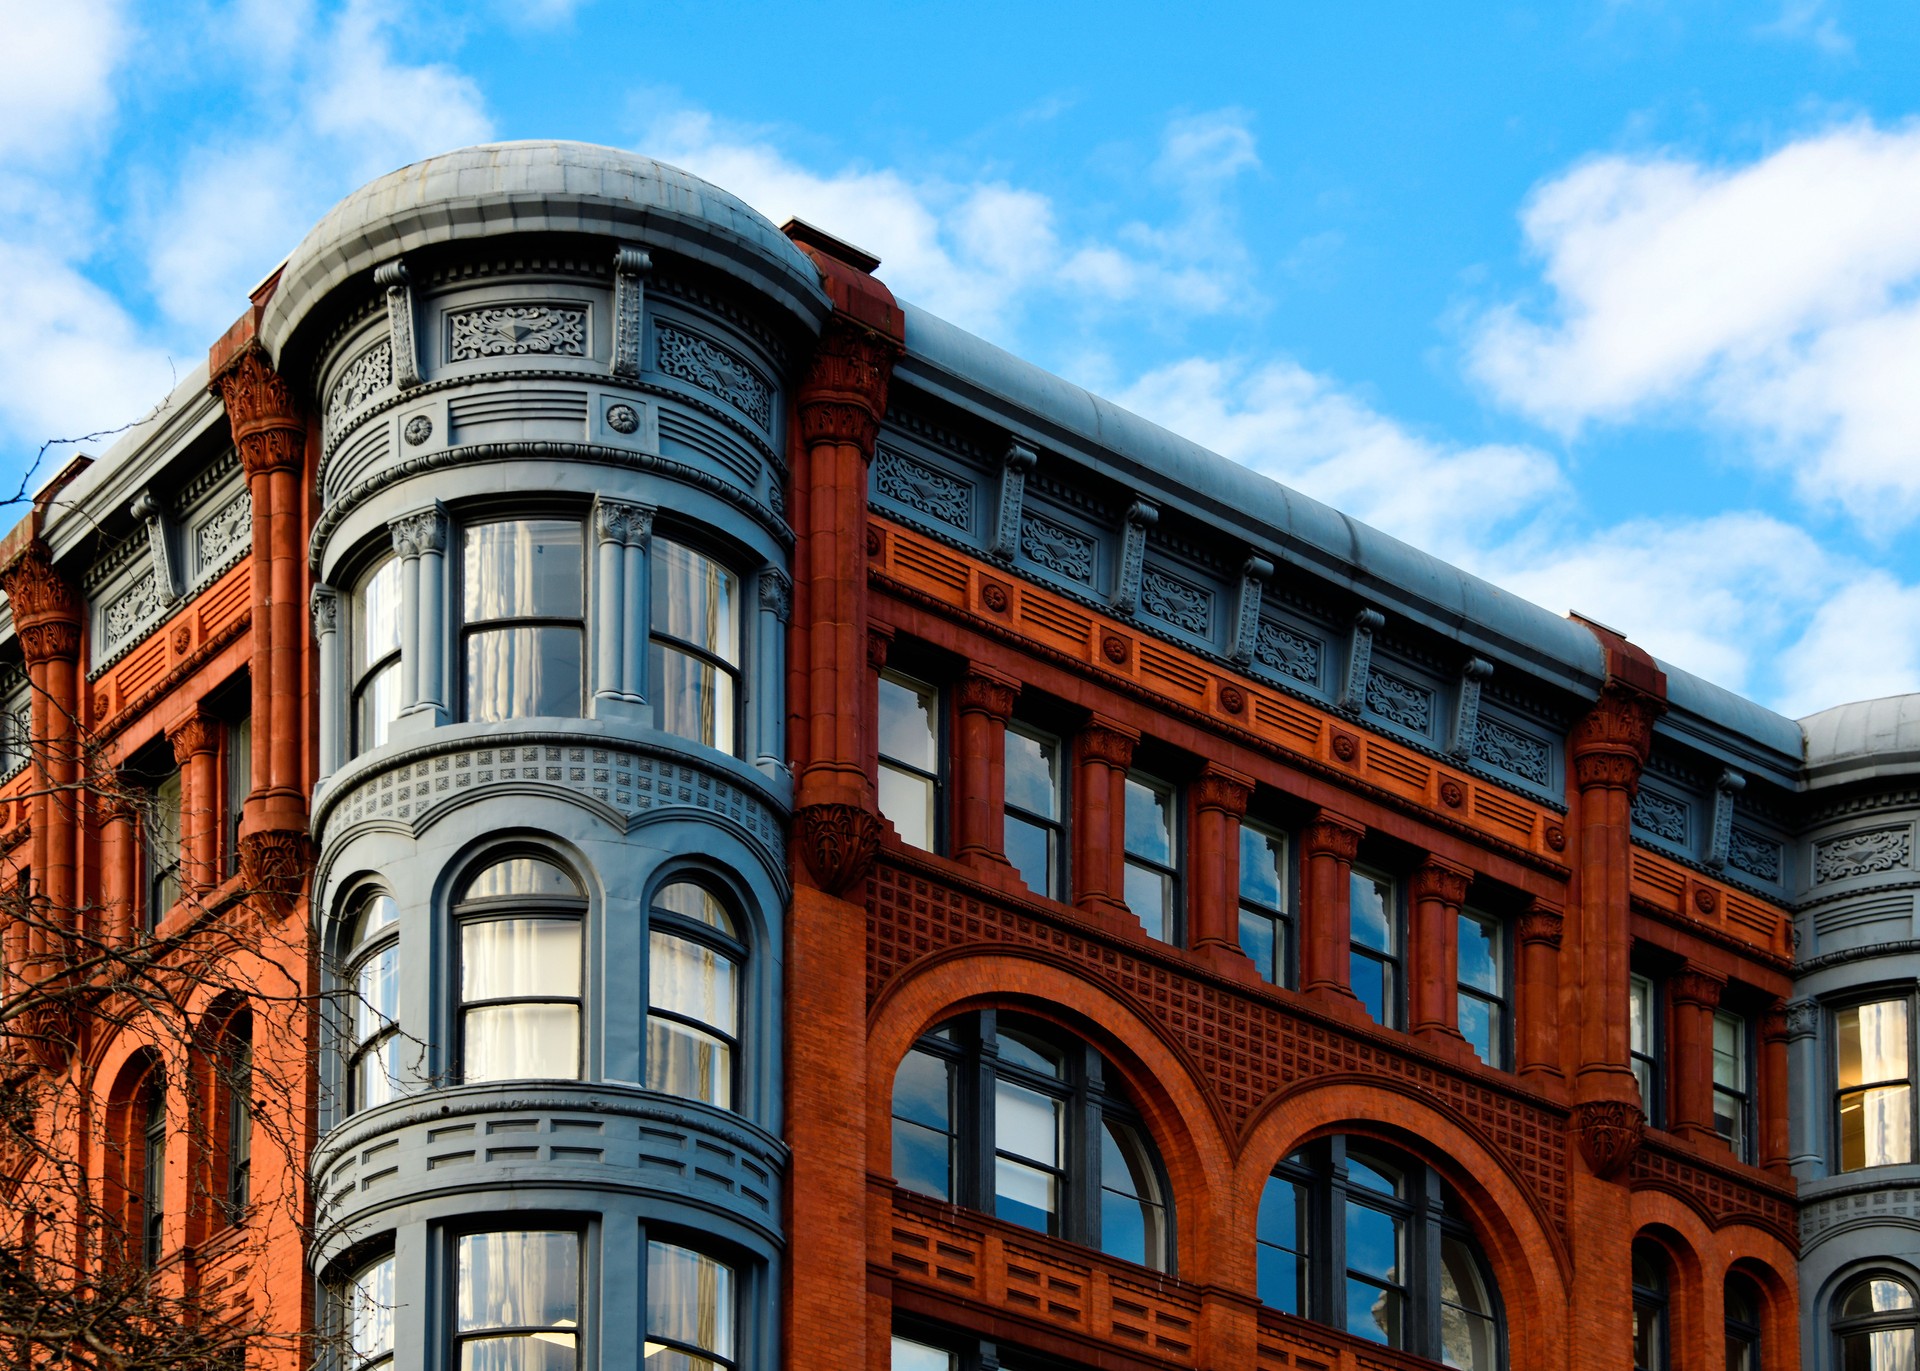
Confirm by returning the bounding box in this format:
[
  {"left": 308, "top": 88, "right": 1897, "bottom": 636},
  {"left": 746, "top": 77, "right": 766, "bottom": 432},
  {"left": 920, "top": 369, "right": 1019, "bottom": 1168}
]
[
  {"left": 239, "top": 828, "right": 312, "bottom": 912},
  {"left": 375, "top": 259, "right": 421, "bottom": 390},
  {"left": 593, "top": 496, "right": 654, "bottom": 549},
  {"left": 1517, "top": 906, "right": 1565, "bottom": 947},
  {"left": 1109, "top": 499, "right": 1159, "bottom": 618},
  {"left": 1671, "top": 967, "right": 1726, "bottom": 1010},
  {"left": 795, "top": 802, "right": 883, "bottom": 894},
  {"left": 989, "top": 439, "right": 1037, "bottom": 562},
  {"left": 1339, "top": 609, "right": 1386, "bottom": 715},
  {"left": 611, "top": 245, "right": 653, "bottom": 379},
  {"left": 796, "top": 320, "right": 898, "bottom": 453},
  {"left": 1229, "top": 556, "right": 1274, "bottom": 665},
  {"left": 1570, "top": 680, "right": 1664, "bottom": 794},
  {"left": 1573, "top": 1099, "right": 1645, "bottom": 1179},
  {"left": 1078, "top": 721, "right": 1138, "bottom": 771},
  {"left": 130, "top": 488, "right": 182, "bottom": 606},
  {"left": 1447, "top": 657, "right": 1494, "bottom": 758},
  {"left": 311, "top": 584, "right": 340, "bottom": 638},
  {"left": 758, "top": 568, "right": 792, "bottom": 625},
  {"left": 1706, "top": 767, "right": 1747, "bottom": 871},
  {"left": 211, "top": 341, "right": 304, "bottom": 478},
  {"left": 1761, "top": 999, "right": 1791, "bottom": 1045},
  {"left": 1783, "top": 998, "right": 1819, "bottom": 1040}
]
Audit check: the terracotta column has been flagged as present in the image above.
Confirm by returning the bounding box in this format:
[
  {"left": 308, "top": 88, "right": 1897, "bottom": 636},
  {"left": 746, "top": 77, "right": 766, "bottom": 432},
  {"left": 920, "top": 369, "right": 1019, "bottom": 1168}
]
[
  {"left": 99, "top": 797, "right": 137, "bottom": 949},
  {"left": 1072, "top": 716, "right": 1137, "bottom": 917},
  {"left": 1189, "top": 764, "right": 1254, "bottom": 959},
  {"left": 1761, "top": 1000, "right": 1790, "bottom": 1175},
  {"left": 1300, "top": 811, "right": 1364, "bottom": 1000},
  {"left": 1515, "top": 899, "right": 1565, "bottom": 1087},
  {"left": 953, "top": 667, "right": 1020, "bottom": 870},
  {"left": 167, "top": 712, "right": 221, "bottom": 896},
  {"left": 1409, "top": 856, "right": 1474, "bottom": 1045},
  {"left": 1669, "top": 965, "right": 1725, "bottom": 1142}
]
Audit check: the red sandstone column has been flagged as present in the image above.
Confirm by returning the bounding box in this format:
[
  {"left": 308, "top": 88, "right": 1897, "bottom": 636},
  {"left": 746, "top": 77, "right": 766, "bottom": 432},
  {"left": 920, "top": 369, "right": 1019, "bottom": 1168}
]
[
  {"left": 1761, "top": 1000, "right": 1790, "bottom": 1175},
  {"left": 1669, "top": 966, "right": 1724, "bottom": 1142},
  {"left": 953, "top": 667, "right": 1020, "bottom": 870},
  {"left": 98, "top": 797, "right": 136, "bottom": 949},
  {"left": 1300, "top": 811, "right": 1364, "bottom": 1000},
  {"left": 1409, "top": 856, "right": 1473, "bottom": 1045},
  {"left": 1515, "top": 899, "right": 1565, "bottom": 1087},
  {"left": 1072, "top": 717, "right": 1137, "bottom": 916},
  {"left": 1189, "top": 765, "right": 1253, "bottom": 958},
  {"left": 168, "top": 712, "right": 221, "bottom": 897}
]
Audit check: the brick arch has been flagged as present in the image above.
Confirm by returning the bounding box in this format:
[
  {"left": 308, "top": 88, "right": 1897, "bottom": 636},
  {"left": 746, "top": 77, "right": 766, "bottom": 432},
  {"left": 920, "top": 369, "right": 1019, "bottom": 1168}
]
[
  {"left": 1232, "top": 1077, "right": 1569, "bottom": 1370},
  {"left": 1727, "top": 1248, "right": 1799, "bottom": 1371},
  {"left": 1633, "top": 1206, "right": 1711, "bottom": 1371},
  {"left": 866, "top": 947, "right": 1236, "bottom": 1278}
]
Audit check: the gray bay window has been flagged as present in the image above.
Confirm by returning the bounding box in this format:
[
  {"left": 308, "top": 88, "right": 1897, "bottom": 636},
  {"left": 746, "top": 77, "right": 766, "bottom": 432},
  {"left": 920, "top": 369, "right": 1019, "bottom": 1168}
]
[
  {"left": 456, "top": 856, "right": 585, "bottom": 1084},
  {"left": 462, "top": 518, "right": 586, "bottom": 723},
  {"left": 650, "top": 539, "right": 741, "bottom": 753}
]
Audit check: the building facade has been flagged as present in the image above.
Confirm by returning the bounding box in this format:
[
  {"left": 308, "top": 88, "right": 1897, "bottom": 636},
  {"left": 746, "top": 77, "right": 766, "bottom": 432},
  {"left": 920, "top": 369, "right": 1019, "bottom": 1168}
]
[{"left": 0, "top": 140, "right": 1903, "bottom": 1371}]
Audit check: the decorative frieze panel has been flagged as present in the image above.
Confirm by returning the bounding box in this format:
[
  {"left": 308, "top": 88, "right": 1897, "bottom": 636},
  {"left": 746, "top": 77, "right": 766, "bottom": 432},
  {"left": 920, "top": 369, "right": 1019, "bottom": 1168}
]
[
  {"left": 1019, "top": 511, "right": 1096, "bottom": 585},
  {"left": 193, "top": 491, "right": 253, "bottom": 580},
  {"left": 102, "top": 572, "right": 161, "bottom": 652},
  {"left": 448, "top": 304, "right": 588, "bottom": 361},
  {"left": 1138, "top": 565, "right": 1212, "bottom": 636},
  {"left": 1253, "top": 619, "right": 1322, "bottom": 688},
  {"left": 1364, "top": 667, "right": 1432, "bottom": 734},
  {"left": 1628, "top": 1142, "right": 1795, "bottom": 1244},
  {"left": 1474, "top": 716, "right": 1552, "bottom": 787},
  {"left": 325, "top": 339, "right": 392, "bottom": 447},
  {"left": 1632, "top": 788, "right": 1690, "bottom": 846},
  {"left": 655, "top": 322, "right": 773, "bottom": 430},
  {"left": 874, "top": 445, "right": 972, "bottom": 533},
  {"left": 1815, "top": 826, "right": 1913, "bottom": 883},
  {"left": 1728, "top": 826, "right": 1784, "bottom": 884},
  {"left": 1802, "top": 1185, "right": 1920, "bottom": 1248}
]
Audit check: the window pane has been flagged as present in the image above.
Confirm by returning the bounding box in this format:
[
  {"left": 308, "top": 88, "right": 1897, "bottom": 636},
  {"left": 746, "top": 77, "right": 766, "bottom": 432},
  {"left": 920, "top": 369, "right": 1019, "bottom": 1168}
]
[
  {"left": 647, "top": 1241, "right": 734, "bottom": 1361},
  {"left": 1347, "top": 1154, "right": 1401, "bottom": 1196},
  {"left": 647, "top": 1016, "right": 733, "bottom": 1106},
  {"left": 878, "top": 766, "right": 935, "bottom": 851},
  {"left": 1345, "top": 1203, "right": 1402, "bottom": 1283},
  {"left": 1240, "top": 907, "right": 1281, "bottom": 985},
  {"left": 1458, "top": 914, "right": 1499, "bottom": 994},
  {"left": 1006, "top": 814, "right": 1056, "bottom": 897},
  {"left": 1630, "top": 975, "right": 1654, "bottom": 1056},
  {"left": 1714, "top": 1012, "right": 1745, "bottom": 1089},
  {"left": 1100, "top": 1120, "right": 1163, "bottom": 1267},
  {"left": 359, "top": 558, "right": 403, "bottom": 668},
  {"left": 1123, "top": 777, "right": 1173, "bottom": 863},
  {"left": 467, "top": 625, "right": 583, "bottom": 721},
  {"left": 893, "top": 1117, "right": 953, "bottom": 1200},
  {"left": 464, "top": 920, "right": 582, "bottom": 1000},
  {"left": 994, "top": 1156, "right": 1058, "bottom": 1233},
  {"left": 352, "top": 893, "right": 400, "bottom": 945},
  {"left": 1632, "top": 1056, "right": 1655, "bottom": 1112},
  {"left": 1240, "top": 825, "right": 1286, "bottom": 909},
  {"left": 653, "top": 644, "right": 736, "bottom": 753},
  {"left": 1841, "top": 1084, "right": 1914, "bottom": 1170},
  {"left": 651, "top": 542, "right": 739, "bottom": 663},
  {"left": 1352, "top": 951, "right": 1392, "bottom": 1025},
  {"left": 997, "top": 1028, "right": 1065, "bottom": 1078},
  {"left": 1460, "top": 994, "right": 1501, "bottom": 1068},
  {"left": 348, "top": 1255, "right": 397, "bottom": 1365},
  {"left": 354, "top": 943, "right": 400, "bottom": 1044},
  {"left": 464, "top": 521, "right": 583, "bottom": 622},
  {"left": 892, "top": 1049, "right": 952, "bottom": 1131},
  {"left": 995, "top": 1079, "right": 1060, "bottom": 1166},
  {"left": 1842, "top": 1278, "right": 1917, "bottom": 1317},
  {"left": 1841, "top": 1330, "right": 1916, "bottom": 1371},
  {"left": 650, "top": 932, "right": 738, "bottom": 1035},
  {"left": 1256, "top": 1176, "right": 1306, "bottom": 1314},
  {"left": 356, "top": 661, "right": 402, "bottom": 752},
  {"left": 459, "top": 1337, "right": 576, "bottom": 1371},
  {"left": 878, "top": 676, "right": 939, "bottom": 772},
  {"left": 1347, "top": 1278, "right": 1404, "bottom": 1347},
  {"left": 1005, "top": 728, "right": 1059, "bottom": 819},
  {"left": 891, "top": 1337, "right": 956, "bottom": 1371},
  {"left": 461, "top": 858, "right": 582, "bottom": 902},
  {"left": 1839, "top": 1001, "right": 1911, "bottom": 1088},
  {"left": 457, "top": 1231, "right": 579, "bottom": 1332},
  {"left": 1124, "top": 862, "right": 1171, "bottom": 942},
  {"left": 654, "top": 883, "right": 735, "bottom": 935},
  {"left": 464, "top": 1004, "right": 580, "bottom": 1082},
  {"left": 354, "top": 1036, "right": 402, "bottom": 1112},
  {"left": 1350, "top": 870, "right": 1394, "bottom": 952}
]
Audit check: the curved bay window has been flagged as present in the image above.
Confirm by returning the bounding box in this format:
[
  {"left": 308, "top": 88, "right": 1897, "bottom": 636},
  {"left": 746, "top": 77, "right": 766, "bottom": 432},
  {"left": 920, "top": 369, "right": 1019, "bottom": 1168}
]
[
  {"left": 456, "top": 855, "right": 585, "bottom": 1084},
  {"left": 345, "top": 1253, "right": 397, "bottom": 1371},
  {"left": 1726, "top": 1272, "right": 1763, "bottom": 1371},
  {"left": 890, "top": 1011, "right": 1172, "bottom": 1272},
  {"left": 463, "top": 518, "right": 586, "bottom": 722},
  {"left": 651, "top": 539, "right": 740, "bottom": 754},
  {"left": 1837, "top": 997, "right": 1914, "bottom": 1172},
  {"left": 645, "top": 1239, "right": 735, "bottom": 1370},
  {"left": 354, "top": 556, "right": 402, "bottom": 754},
  {"left": 1632, "top": 1240, "right": 1670, "bottom": 1371},
  {"left": 647, "top": 880, "right": 743, "bottom": 1109},
  {"left": 1836, "top": 1275, "right": 1918, "bottom": 1371},
  {"left": 454, "top": 1230, "right": 580, "bottom": 1370},
  {"left": 344, "top": 892, "right": 402, "bottom": 1115},
  {"left": 1256, "top": 1138, "right": 1502, "bottom": 1371}
]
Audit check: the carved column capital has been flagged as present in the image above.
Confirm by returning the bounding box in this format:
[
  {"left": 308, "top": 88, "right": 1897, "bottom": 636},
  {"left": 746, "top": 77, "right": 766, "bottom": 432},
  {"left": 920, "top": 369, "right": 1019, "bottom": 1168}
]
[
  {"left": 1192, "top": 765, "right": 1254, "bottom": 818},
  {"left": 166, "top": 712, "right": 221, "bottom": 763},
  {"left": 310, "top": 584, "right": 340, "bottom": 637},
  {"left": 759, "top": 568, "right": 793, "bottom": 625},
  {"left": 594, "top": 497, "right": 654, "bottom": 548},
  {"left": 1302, "top": 811, "right": 1365, "bottom": 863},
  {"left": 1517, "top": 904, "right": 1565, "bottom": 947},
  {"left": 1761, "top": 999, "right": 1791, "bottom": 1045},
  {"left": 1570, "top": 681, "right": 1664, "bottom": 793},
  {"left": 210, "top": 341, "right": 305, "bottom": 477},
  {"left": 1573, "top": 1099, "right": 1644, "bottom": 1180},
  {"left": 796, "top": 320, "right": 899, "bottom": 454},
  {"left": 0, "top": 540, "right": 81, "bottom": 661},
  {"left": 1410, "top": 856, "right": 1474, "bottom": 908},
  {"left": 1078, "top": 719, "right": 1138, "bottom": 770},
  {"left": 1671, "top": 967, "right": 1726, "bottom": 1010},
  {"left": 955, "top": 670, "right": 1020, "bottom": 722},
  {"left": 794, "top": 802, "right": 883, "bottom": 895},
  {"left": 865, "top": 626, "right": 894, "bottom": 674},
  {"left": 390, "top": 504, "right": 449, "bottom": 559},
  {"left": 17, "top": 622, "right": 80, "bottom": 665},
  {"left": 1783, "top": 997, "right": 1820, "bottom": 1040}
]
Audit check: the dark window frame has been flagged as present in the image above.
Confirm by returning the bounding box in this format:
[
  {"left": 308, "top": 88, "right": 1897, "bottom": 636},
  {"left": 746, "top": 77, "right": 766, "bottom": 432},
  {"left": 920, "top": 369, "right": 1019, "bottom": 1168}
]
[
  {"left": 1832, "top": 1271, "right": 1920, "bottom": 1371},
  {"left": 648, "top": 533, "right": 745, "bottom": 756},
  {"left": 447, "top": 1225, "right": 586, "bottom": 1371},
  {"left": 1237, "top": 817, "right": 1294, "bottom": 990},
  {"left": 1832, "top": 992, "right": 1918, "bottom": 1173},
  {"left": 1457, "top": 906, "right": 1510, "bottom": 1070},
  {"left": 1713, "top": 1007, "right": 1755, "bottom": 1164},
  {"left": 223, "top": 710, "right": 250, "bottom": 880},
  {"left": 1725, "top": 1271, "right": 1763, "bottom": 1371},
  {"left": 1122, "top": 769, "right": 1182, "bottom": 946},
  {"left": 1348, "top": 864, "right": 1402, "bottom": 1029},
  {"left": 645, "top": 876, "right": 748, "bottom": 1112},
  {"left": 452, "top": 856, "right": 587, "bottom": 1085},
  {"left": 139, "top": 1071, "right": 165, "bottom": 1269},
  {"left": 1004, "top": 719, "right": 1067, "bottom": 902},
  {"left": 1630, "top": 971, "right": 1665, "bottom": 1129},
  {"left": 1632, "top": 1239, "right": 1670, "bottom": 1371},
  {"left": 458, "top": 515, "right": 589, "bottom": 725},
  {"left": 219, "top": 1010, "right": 253, "bottom": 1225},
  {"left": 877, "top": 669, "right": 948, "bottom": 856},
  {"left": 342, "top": 889, "right": 402, "bottom": 1117},
  {"left": 351, "top": 554, "right": 403, "bottom": 757}
]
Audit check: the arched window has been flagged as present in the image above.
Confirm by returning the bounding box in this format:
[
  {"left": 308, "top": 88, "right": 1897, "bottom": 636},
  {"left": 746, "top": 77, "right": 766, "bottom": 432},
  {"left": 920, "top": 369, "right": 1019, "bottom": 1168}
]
[
  {"left": 343, "top": 891, "right": 401, "bottom": 1115},
  {"left": 1632, "top": 1240, "right": 1670, "bottom": 1371},
  {"left": 650, "top": 538, "right": 741, "bottom": 754},
  {"left": 1255, "top": 1138, "right": 1502, "bottom": 1370},
  {"left": 889, "top": 1011, "right": 1172, "bottom": 1272},
  {"left": 647, "top": 880, "right": 743, "bottom": 1109},
  {"left": 137, "top": 1068, "right": 165, "bottom": 1267},
  {"left": 344, "top": 1252, "right": 396, "bottom": 1371},
  {"left": 214, "top": 1008, "right": 253, "bottom": 1224},
  {"left": 353, "top": 555, "right": 402, "bottom": 755},
  {"left": 1835, "top": 1274, "right": 1918, "bottom": 1371},
  {"left": 1726, "top": 1272, "right": 1763, "bottom": 1371},
  {"left": 455, "top": 855, "right": 584, "bottom": 1083}
]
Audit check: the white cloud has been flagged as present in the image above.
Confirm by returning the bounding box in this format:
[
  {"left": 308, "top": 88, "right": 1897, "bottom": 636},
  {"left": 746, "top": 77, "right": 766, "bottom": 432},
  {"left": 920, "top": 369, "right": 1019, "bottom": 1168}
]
[
  {"left": 0, "top": 0, "right": 130, "bottom": 162},
  {"left": 1775, "top": 573, "right": 1920, "bottom": 717},
  {"left": 1469, "top": 122, "right": 1920, "bottom": 532},
  {"left": 1758, "top": 0, "right": 1853, "bottom": 56}
]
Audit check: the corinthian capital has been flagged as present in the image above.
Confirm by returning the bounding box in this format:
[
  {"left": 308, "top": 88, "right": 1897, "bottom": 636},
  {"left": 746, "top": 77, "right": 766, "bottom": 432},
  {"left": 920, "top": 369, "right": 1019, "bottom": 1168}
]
[
  {"left": 1570, "top": 682, "right": 1664, "bottom": 793},
  {"left": 0, "top": 539, "right": 81, "bottom": 650},
  {"left": 796, "top": 319, "right": 899, "bottom": 454},
  {"left": 210, "top": 341, "right": 305, "bottom": 477},
  {"left": 390, "top": 504, "right": 449, "bottom": 559}
]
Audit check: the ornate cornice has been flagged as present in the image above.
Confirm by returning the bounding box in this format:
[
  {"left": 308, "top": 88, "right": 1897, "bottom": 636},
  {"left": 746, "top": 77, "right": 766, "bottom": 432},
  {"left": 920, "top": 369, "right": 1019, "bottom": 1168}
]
[{"left": 796, "top": 320, "right": 898, "bottom": 454}]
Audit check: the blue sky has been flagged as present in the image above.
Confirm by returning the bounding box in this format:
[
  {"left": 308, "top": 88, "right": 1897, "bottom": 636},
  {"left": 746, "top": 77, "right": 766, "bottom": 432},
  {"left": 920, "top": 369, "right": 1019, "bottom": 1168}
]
[{"left": 5, "top": 0, "right": 1920, "bottom": 719}]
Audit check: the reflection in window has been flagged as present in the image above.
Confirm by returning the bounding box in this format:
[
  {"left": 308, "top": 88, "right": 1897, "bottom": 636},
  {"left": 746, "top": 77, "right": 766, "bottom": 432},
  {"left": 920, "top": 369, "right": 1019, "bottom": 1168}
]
[
  {"left": 1839, "top": 999, "right": 1913, "bottom": 1171},
  {"left": 651, "top": 540, "right": 740, "bottom": 754},
  {"left": 462, "top": 519, "right": 585, "bottom": 723},
  {"left": 877, "top": 673, "right": 940, "bottom": 852},
  {"left": 220, "top": 1012, "right": 253, "bottom": 1223},
  {"left": 139, "top": 1071, "right": 166, "bottom": 1268},
  {"left": 1349, "top": 868, "right": 1398, "bottom": 1027},
  {"left": 345, "top": 893, "right": 402, "bottom": 1115},
  {"left": 647, "top": 882, "right": 742, "bottom": 1110},
  {"left": 1714, "top": 1011, "right": 1753, "bottom": 1162},
  {"left": 890, "top": 1335, "right": 956, "bottom": 1371},
  {"left": 346, "top": 1254, "right": 397, "bottom": 1371},
  {"left": 354, "top": 556, "right": 402, "bottom": 755},
  {"left": 1632, "top": 1241, "right": 1669, "bottom": 1371},
  {"left": 1630, "top": 974, "right": 1662, "bottom": 1125},
  {"left": 1836, "top": 1275, "right": 1917, "bottom": 1371},
  {"left": 1122, "top": 773, "right": 1178, "bottom": 943},
  {"left": 454, "top": 1230, "right": 579, "bottom": 1371},
  {"left": 1726, "top": 1273, "right": 1762, "bottom": 1371},
  {"left": 1457, "top": 910, "right": 1506, "bottom": 1068},
  {"left": 456, "top": 857, "right": 584, "bottom": 1084},
  {"left": 1005, "top": 724, "right": 1064, "bottom": 900},
  {"left": 143, "top": 769, "right": 182, "bottom": 929},
  {"left": 646, "top": 1241, "right": 734, "bottom": 1370},
  {"left": 889, "top": 1013, "right": 1171, "bottom": 1272},
  {"left": 224, "top": 712, "right": 250, "bottom": 878},
  {"left": 1238, "top": 822, "right": 1291, "bottom": 988}
]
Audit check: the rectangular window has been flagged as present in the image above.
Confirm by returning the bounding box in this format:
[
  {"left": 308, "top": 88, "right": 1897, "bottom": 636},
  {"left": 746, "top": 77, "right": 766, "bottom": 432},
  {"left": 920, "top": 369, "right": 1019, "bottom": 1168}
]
[
  {"left": 1004, "top": 724, "right": 1064, "bottom": 900},
  {"left": 454, "top": 1231, "right": 579, "bottom": 1370},
  {"left": 225, "top": 1033, "right": 252, "bottom": 1221},
  {"left": 144, "top": 770, "right": 182, "bottom": 929},
  {"left": 650, "top": 539, "right": 741, "bottom": 754},
  {"left": 1344, "top": 1198, "right": 1406, "bottom": 1346},
  {"left": 994, "top": 1076, "right": 1063, "bottom": 1235},
  {"left": 353, "top": 557, "right": 403, "bottom": 755},
  {"left": 1348, "top": 867, "right": 1399, "bottom": 1027},
  {"left": 460, "top": 918, "right": 583, "bottom": 1083},
  {"left": 1122, "top": 772, "right": 1178, "bottom": 943},
  {"left": 1837, "top": 997, "right": 1913, "bottom": 1171},
  {"left": 224, "top": 713, "right": 250, "bottom": 880},
  {"left": 891, "top": 1336, "right": 957, "bottom": 1371},
  {"left": 646, "top": 929, "right": 739, "bottom": 1108},
  {"left": 1630, "top": 973, "right": 1662, "bottom": 1125},
  {"left": 891, "top": 1046, "right": 956, "bottom": 1200},
  {"left": 1713, "top": 1010, "right": 1752, "bottom": 1162},
  {"left": 1256, "top": 1173, "right": 1309, "bottom": 1315},
  {"left": 877, "top": 672, "right": 942, "bottom": 852},
  {"left": 1457, "top": 910, "right": 1507, "bottom": 1069},
  {"left": 462, "top": 519, "right": 586, "bottom": 723},
  {"left": 1238, "top": 822, "right": 1291, "bottom": 987}
]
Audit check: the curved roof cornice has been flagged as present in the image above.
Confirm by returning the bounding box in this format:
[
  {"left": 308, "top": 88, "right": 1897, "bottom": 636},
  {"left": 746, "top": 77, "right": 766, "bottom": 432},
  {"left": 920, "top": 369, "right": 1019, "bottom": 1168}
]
[{"left": 1800, "top": 693, "right": 1920, "bottom": 788}]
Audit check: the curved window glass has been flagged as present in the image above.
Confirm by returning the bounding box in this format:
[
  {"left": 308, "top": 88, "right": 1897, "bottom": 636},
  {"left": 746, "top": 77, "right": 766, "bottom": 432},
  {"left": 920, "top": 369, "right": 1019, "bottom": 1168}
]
[
  {"left": 1838, "top": 999, "right": 1915, "bottom": 1171},
  {"left": 651, "top": 540, "right": 740, "bottom": 754},
  {"left": 1257, "top": 1138, "right": 1502, "bottom": 1370},
  {"left": 646, "top": 1240, "right": 735, "bottom": 1370},
  {"left": 346, "top": 1254, "right": 397, "bottom": 1371},
  {"left": 455, "top": 1230, "right": 579, "bottom": 1370},
  {"left": 354, "top": 556, "right": 403, "bottom": 755},
  {"left": 889, "top": 1012, "right": 1171, "bottom": 1272},
  {"left": 455, "top": 856, "right": 584, "bottom": 1084},
  {"left": 1836, "top": 1275, "right": 1918, "bottom": 1371},
  {"left": 345, "top": 893, "right": 402, "bottom": 1115},
  {"left": 462, "top": 519, "right": 586, "bottom": 723},
  {"left": 647, "top": 881, "right": 743, "bottom": 1109},
  {"left": 1726, "top": 1272, "right": 1763, "bottom": 1371},
  {"left": 1632, "top": 1240, "right": 1669, "bottom": 1371}
]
